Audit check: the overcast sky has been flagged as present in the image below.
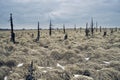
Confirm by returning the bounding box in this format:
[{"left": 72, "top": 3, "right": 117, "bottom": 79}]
[{"left": 0, "top": 0, "right": 120, "bottom": 29}]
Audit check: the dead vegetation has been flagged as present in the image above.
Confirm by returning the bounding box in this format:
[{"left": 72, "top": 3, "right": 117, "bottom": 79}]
[{"left": 0, "top": 28, "right": 120, "bottom": 80}]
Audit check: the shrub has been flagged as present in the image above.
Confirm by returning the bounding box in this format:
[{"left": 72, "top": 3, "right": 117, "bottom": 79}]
[
  {"left": 50, "top": 51, "right": 63, "bottom": 60},
  {"left": 71, "top": 75, "right": 94, "bottom": 80},
  {"left": 0, "top": 67, "right": 10, "bottom": 80},
  {"left": 96, "top": 68, "right": 120, "bottom": 80},
  {"left": 5, "top": 45, "right": 14, "bottom": 52},
  {"left": 62, "top": 51, "right": 75, "bottom": 60},
  {"left": 83, "top": 70, "right": 91, "bottom": 76},
  {"left": 0, "top": 69, "right": 6, "bottom": 80},
  {"left": 38, "top": 56, "right": 56, "bottom": 67},
  {"left": 8, "top": 73, "right": 21, "bottom": 80},
  {"left": 108, "top": 61, "right": 120, "bottom": 71},
  {"left": 5, "top": 60, "right": 16, "bottom": 68},
  {"left": 60, "top": 71, "right": 71, "bottom": 80},
  {"left": 0, "top": 60, "right": 5, "bottom": 67}
]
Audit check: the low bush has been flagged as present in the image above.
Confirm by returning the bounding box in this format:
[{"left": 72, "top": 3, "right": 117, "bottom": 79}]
[
  {"left": 5, "top": 60, "right": 16, "bottom": 68},
  {"left": 50, "top": 50, "right": 63, "bottom": 60}
]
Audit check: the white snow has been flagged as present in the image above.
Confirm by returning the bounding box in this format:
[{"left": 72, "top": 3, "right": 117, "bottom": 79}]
[
  {"left": 9, "top": 71, "right": 13, "bottom": 73},
  {"left": 38, "top": 66, "right": 45, "bottom": 69},
  {"left": 46, "top": 67, "right": 53, "bottom": 69},
  {"left": 38, "top": 66, "right": 53, "bottom": 69},
  {"left": 103, "top": 61, "right": 110, "bottom": 64},
  {"left": 17, "top": 63, "right": 24, "bottom": 67},
  {"left": 74, "top": 74, "right": 80, "bottom": 78},
  {"left": 4, "top": 76, "right": 7, "bottom": 80},
  {"left": 85, "top": 57, "right": 90, "bottom": 61},
  {"left": 73, "top": 74, "right": 93, "bottom": 79},
  {"left": 97, "top": 70, "right": 100, "bottom": 71},
  {"left": 42, "top": 70, "right": 47, "bottom": 73},
  {"left": 57, "top": 63, "right": 65, "bottom": 70}
]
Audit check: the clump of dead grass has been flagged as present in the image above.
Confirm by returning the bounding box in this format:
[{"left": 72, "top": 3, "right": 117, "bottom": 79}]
[
  {"left": 0, "top": 66, "right": 10, "bottom": 80},
  {"left": 50, "top": 50, "right": 63, "bottom": 60},
  {"left": 71, "top": 75, "right": 94, "bottom": 80},
  {"left": 107, "top": 61, "right": 120, "bottom": 71},
  {"left": 95, "top": 68, "right": 120, "bottom": 80}
]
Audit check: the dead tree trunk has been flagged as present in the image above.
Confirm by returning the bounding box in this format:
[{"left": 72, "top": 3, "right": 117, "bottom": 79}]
[
  {"left": 103, "top": 28, "right": 107, "bottom": 37},
  {"left": 74, "top": 24, "right": 76, "bottom": 31},
  {"left": 91, "top": 18, "right": 94, "bottom": 36},
  {"left": 10, "top": 13, "right": 15, "bottom": 43},
  {"left": 85, "top": 23, "right": 89, "bottom": 36},
  {"left": 100, "top": 26, "right": 102, "bottom": 32},
  {"left": 36, "top": 21, "right": 40, "bottom": 42},
  {"left": 49, "top": 19, "right": 52, "bottom": 36},
  {"left": 64, "top": 34, "right": 68, "bottom": 40},
  {"left": 96, "top": 22, "right": 98, "bottom": 32},
  {"left": 115, "top": 27, "right": 117, "bottom": 32},
  {"left": 26, "top": 61, "right": 35, "bottom": 80},
  {"left": 63, "top": 24, "right": 65, "bottom": 34},
  {"left": 80, "top": 27, "right": 82, "bottom": 32}
]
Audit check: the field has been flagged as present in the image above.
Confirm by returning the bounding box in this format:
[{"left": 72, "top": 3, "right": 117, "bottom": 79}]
[{"left": 0, "top": 29, "right": 120, "bottom": 80}]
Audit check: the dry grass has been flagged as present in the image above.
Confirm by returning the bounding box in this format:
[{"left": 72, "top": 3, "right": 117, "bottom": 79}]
[{"left": 0, "top": 29, "right": 120, "bottom": 80}]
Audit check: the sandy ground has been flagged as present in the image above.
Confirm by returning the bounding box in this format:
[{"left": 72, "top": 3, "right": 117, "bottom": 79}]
[{"left": 0, "top": 29, "right": 120, "bottom": 80}]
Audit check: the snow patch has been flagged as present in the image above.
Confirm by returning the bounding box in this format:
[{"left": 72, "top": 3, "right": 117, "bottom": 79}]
[
  {"left": 9, "top": 71, "right": 13, "bottom": 73},
  {"left": 46, "top": 67, "right": 53, "bottom": 69},
  {"left": 73, "top": 74, "right": 93, "bottom": 79},
  {"left": 38, "top": 66, "right": 44, "bottom": 69},
  {"left": 57, "top": 63, "right": 65, "bottom": 70},
  {"left": 97, "top": 70, "right": 100, "bottom": 71},
  {"left": 74, "top": 74, "right": 80, "bottom": 78},
  {"left": 38, "top": 66, "right": 53, "bottom": 69},
  {"left": 42, "top": 70, "right": 47, "bottom": 73},
  {"left": 17, "top": 63, "right": 24, "bottom": 67},
  {"left": 85, "top": 57, "right": 90, "bottom": 61},
  {"left": 103, "top": 61, "right": 110, "bottom": 64},
  {"left": 31, "top": 49, "right": 37, "bottom": 52},
  {"left": 4, "top": 76, "right": 7, "bottom": 80}
]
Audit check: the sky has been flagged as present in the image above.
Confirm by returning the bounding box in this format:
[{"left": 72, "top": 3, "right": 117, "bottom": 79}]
[{"left": 0, "top": 0, "right": 120, "bottom": 29}]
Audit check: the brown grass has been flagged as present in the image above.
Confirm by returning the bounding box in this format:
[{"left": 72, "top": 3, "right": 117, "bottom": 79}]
[{"left": 0, "top": 29, "right": 120, "bottom": 80}]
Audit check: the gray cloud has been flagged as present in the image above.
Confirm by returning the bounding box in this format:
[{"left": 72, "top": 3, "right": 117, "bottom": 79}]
[{"left": 0, "top": 0, "right": 120, "bottom": 29}]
